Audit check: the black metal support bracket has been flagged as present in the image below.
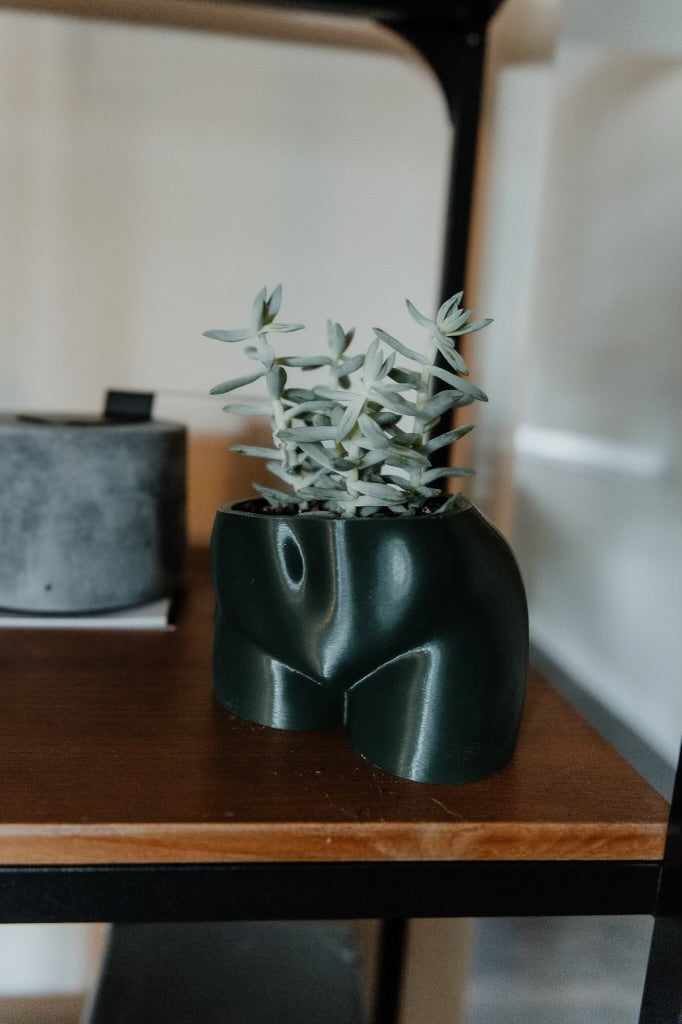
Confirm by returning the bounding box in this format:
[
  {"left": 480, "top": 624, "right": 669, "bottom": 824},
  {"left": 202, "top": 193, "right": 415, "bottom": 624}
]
[
  {"left": 0, "top": 860, "right": 661, "bottom": 925},
  {"left": 639, "top": 742, "right": 682, "bottom": 1024}
]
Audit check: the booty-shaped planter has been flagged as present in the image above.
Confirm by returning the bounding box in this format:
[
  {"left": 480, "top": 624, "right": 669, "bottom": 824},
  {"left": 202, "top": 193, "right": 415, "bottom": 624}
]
[{"left": 211, "top": 497, "right": 528, "bottom": 784}]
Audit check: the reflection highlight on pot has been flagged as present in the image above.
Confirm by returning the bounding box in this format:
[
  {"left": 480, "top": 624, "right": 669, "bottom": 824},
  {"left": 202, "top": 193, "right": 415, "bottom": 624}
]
[
  {"left": 375, "top": 534, "right": 415, "bottom": 630},
  {"left": 275, "top": 526, "right": 305, "bottom": 591}
]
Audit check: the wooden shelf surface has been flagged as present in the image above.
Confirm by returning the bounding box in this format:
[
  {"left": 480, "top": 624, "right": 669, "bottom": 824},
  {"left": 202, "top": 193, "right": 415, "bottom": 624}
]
[{"left": 0, "top": 551, "right": 669, "bottom": 866}]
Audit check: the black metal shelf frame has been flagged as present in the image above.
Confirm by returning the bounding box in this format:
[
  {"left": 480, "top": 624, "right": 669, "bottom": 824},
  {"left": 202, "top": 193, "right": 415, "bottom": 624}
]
[{"left": 0, "top": 859, "right": 663, "bottom": 924}]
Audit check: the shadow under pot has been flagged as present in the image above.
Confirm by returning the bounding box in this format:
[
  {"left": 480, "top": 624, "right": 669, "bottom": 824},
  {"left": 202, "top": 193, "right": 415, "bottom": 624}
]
[{"left": 210, "top": 496, "right": 528, "bottom": 784}]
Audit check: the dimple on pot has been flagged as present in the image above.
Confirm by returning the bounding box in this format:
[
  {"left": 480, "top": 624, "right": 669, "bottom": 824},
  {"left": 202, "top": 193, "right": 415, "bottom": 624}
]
[{"left": 211, "top": 496, "right": 528, "bottom": 784}]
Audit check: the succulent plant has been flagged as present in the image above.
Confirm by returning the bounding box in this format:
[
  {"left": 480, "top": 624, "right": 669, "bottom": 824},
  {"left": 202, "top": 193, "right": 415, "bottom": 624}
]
[{"left": 205, "top": 285, "right": 491, "bottom": 517}]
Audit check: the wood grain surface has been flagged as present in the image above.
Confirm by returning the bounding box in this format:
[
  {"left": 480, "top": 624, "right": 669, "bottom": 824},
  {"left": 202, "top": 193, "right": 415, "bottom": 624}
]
[{"left": 0, "top": 551, "right": 669, "bottom": 865}]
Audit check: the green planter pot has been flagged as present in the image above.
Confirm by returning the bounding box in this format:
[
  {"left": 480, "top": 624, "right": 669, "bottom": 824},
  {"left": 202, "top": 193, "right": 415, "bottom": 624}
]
[{"left": 210, "top": 496, "right": 528, "bottom": 784}]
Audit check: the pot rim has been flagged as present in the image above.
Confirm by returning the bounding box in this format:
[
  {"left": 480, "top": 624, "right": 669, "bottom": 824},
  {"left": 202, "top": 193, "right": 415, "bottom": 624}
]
[{"left": 215, "top": 493, "right": 473, "bottom": 523}]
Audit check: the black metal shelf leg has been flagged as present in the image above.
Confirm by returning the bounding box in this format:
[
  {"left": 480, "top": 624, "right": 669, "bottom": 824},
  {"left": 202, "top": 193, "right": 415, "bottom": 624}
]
[
  {"left": 374, "top": 918, "right": 408, "bottom": 1024},
  {"left": 639, "top": 743, "right": 682, "bottom": 1024},
  {"left": 382, "top": 21, "right": 486, "bottom": 303},
  {"left": 382, "top": 20, "right": 487, "bottom": 464}
]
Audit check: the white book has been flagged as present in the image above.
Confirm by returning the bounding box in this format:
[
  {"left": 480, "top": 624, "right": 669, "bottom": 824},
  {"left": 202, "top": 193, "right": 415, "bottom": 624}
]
[{"left": 0, "top": 597, "right": 174, "bottom": 631}]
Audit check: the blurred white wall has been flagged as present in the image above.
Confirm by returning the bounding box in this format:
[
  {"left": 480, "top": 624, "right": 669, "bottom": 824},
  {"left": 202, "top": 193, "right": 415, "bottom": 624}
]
[
  {"left": 472, "top": 0, "right": 682, "bottom": 766},
  {"left": 0, "top": 923, "right": 107, "bottom": 996}
]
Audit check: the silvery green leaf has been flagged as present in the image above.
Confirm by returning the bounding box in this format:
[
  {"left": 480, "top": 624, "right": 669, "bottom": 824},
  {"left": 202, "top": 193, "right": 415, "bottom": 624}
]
[
  {"left": 283, "top": 387, "right": 317, "bottom": 403},
  {"left": 355, "top": 437, "right": 376, "bottom": 451},
  {"left": 381, "top": 472, "right": 409, "bottom": 487},
  {"left": 388, "top": 428, "right": 419, "bottom": 445},
  {"left": 253, "top": 483, "right": 299, "bottom": 507},
  {"left": 210, "top": 370, "right": 265, "bottom": 394},
  {"left": 437, "top": 291, "right": 463, "bottom": 323},
  {"left": 363, "top": 336, "right": 383, "bottom": 381},
  {"left": 418, "top": 391, "right": 470, "bottom": 420},
  {"left": 369, "top": 389, "right": 417, "bottom": 417},
  {"left": 384, "top": 446, "right": 429, "bottom": 467},
  {"left": 298, "top": 509, "right": 337, "bottom": 518},
  {"left": 374, "top": 411, "right": 401, "bottom": 428},
  {"left": 354, "top": 494, "right": 403, "bottom": 507},
  {"left": 257, "top": 338, "right": 276, "bottom": 369},
  {"left": 435, "top": 492, "right": 464, "bottom": 515},
  {"left": 327, "top": 320, "right": 348, "bottom": 357},
  {"left": 251, "top": 286, "right": 267, "bottom": 330},
  {"left": 279, "top": 355, "right": 331, "bottom": 367},
  {"left": 357, "top": 449, "right": 387, "bottom": 469},
  {"left": 230, "top": 444, "right": 281, "bottom": 459},
  {"left": 336, "top": 395, "right": 364, "bottom": 440},
  {"left": 432, "top": 329, "right": 469, "bottom": 374},
  {"left": 221, "top": 403, "right": 271, "bottom": 416},
  {"left": 265, "top": 322, "right": 305, "bottom": 333},
  {"left": 297, "top": 468, "right": 329, "bottom": 487},
  {"left": 203, "top": 328, "right": 254, "bottom": 343},
  {"left": 266, "top": 366, "right": 287, "bottom": 399},
  {"left": 297, "top": 443, "right": 336, "bottom": 470},
  {"left": 439, "top": 306, "right": 471, "bottom": 334},
  {"left": 430, "top": 366, "right": 488, "bottom": 402},
  {"left": 424, "top": 424, "right": 475, "bottom": 454},
  {"left": 278, "top": 425, "right": 340, "bottom": 442},
  {"left": 378, "top": 351, "right": 396, "bottom": 379},
  {"left": 421, "top": 466, "right": 476, "bottom": 484},
  {"left": 266, "top": 283, "right": 282, "bottom": 320},
  {"left": 373, "top": 328, "right": 426, "bottom": 364},
  {"left": 313, "top": 385, "right": 352, "bottom": 401},
  {"left": 389, "top": 367, "right": 422, "bottom": 388},
  {"left": 414, "top": 485, "right": 441, "bottom": 498},
  {"left": 335, "top": 354, "right": 364, "bottom": 378},
  {"left": 382, "top": 455, "right": 421, "bottom": 472},
  {"left": 405, "top": 299, "right": 433, "bottom": 328},
  {"left": 296, "top": 487, "right": 346, "bottom": 502},
  {"left": 358, "top": 413, "right": 389, "bottom": 449},
  {"left": 434, "top": 345, "right": 469, "bottom": 378},
  {"left": 420, "top": 416, "right": 442, "bottom": 435},
  {"left": 353, "top": 480, "right": 404, "bottom": 501},
  {"left": 368, "top": 378, "right": 401, "bottom": 393},
  {"left": 449, "top": 317, "right": 493, "bottom": 336},
  {"left": 374, "top": 377, "right": 414, "bottom": 393},
  {"left": 266, "top": 461, "right": 291, "bottom": 482},
  {"left": 283, "top": 399, "right": 337, "bottom": 423}
]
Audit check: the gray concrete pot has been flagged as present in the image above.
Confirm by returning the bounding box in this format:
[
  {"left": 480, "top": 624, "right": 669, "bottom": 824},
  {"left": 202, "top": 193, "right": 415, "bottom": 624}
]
[{"left": 0, "top": 414, "right": 186, "bottom": 613}]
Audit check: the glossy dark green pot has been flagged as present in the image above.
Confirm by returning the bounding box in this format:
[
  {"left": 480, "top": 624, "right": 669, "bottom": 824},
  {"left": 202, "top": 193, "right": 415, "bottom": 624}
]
[{"left": 210, "top": 496, "right": 528, "bottom": 784}]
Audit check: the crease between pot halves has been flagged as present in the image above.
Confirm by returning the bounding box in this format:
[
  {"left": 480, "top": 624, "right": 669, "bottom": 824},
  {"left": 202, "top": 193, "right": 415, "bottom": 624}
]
[{"left": 210, "top": 495, "right": 529, "bottom": 784}]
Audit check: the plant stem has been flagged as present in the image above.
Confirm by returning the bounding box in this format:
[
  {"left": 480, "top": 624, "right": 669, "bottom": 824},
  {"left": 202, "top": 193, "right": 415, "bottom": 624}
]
[
  {"left": 409, "top": 331, "right": 439, "bottom": 491},
  {"left": 344, "top": 435, "right": 361, "bottom": 517}
]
